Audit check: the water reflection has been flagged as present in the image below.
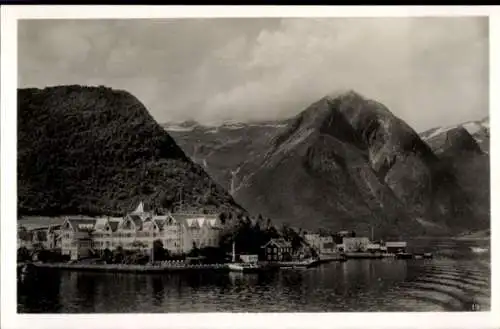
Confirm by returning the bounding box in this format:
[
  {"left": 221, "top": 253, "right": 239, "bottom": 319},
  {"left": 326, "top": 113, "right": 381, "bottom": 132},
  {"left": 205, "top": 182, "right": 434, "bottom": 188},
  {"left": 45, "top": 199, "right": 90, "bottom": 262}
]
[{"left": 18, "top": 239, "right": 491, "bottom": 313}]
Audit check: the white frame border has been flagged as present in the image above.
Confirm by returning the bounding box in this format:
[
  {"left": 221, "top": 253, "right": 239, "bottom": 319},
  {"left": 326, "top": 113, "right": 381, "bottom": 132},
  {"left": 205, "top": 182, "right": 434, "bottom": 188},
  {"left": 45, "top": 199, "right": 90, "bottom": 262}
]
[{"left": 1, "top": 5, "right": 498, "bottom": 329}]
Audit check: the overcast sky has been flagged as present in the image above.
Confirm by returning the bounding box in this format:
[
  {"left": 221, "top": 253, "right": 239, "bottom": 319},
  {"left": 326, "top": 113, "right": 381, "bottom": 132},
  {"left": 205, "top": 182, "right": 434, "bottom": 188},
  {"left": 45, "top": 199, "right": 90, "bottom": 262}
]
[{"left": 18, "top": 17, "right": 488, "bottom": 131}]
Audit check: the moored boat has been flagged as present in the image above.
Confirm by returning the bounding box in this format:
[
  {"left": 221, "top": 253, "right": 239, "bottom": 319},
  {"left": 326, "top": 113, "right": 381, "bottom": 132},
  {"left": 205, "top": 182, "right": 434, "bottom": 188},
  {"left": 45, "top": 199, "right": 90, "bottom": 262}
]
[
  {"left": 470, "top": 247, "right": 488, "bottom": 254},
  {"left": 395, "top": 252, "right": 413, "bottom": 259},
  {"left": 227, "top": 263, "right": 263, "bottom": 273}
]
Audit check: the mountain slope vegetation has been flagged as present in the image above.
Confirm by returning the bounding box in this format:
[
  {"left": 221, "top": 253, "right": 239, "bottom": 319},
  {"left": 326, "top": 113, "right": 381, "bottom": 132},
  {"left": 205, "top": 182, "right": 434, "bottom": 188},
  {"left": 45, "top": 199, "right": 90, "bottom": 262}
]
[{"left": 18, "top": 85, "right": 244, "bottom": 216}]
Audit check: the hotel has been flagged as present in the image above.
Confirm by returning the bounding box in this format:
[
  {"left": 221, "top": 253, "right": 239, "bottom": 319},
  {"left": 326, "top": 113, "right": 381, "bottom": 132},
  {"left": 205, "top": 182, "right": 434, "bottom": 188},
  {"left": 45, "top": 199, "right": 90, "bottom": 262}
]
[{"left": 19, "top": 202, "right": 226, "bottom": 260}]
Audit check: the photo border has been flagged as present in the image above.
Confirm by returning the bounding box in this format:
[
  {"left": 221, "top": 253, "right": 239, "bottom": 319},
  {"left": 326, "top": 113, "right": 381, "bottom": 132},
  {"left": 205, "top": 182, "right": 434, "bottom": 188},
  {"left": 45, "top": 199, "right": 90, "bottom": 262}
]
[{"left": 1, "top": 5, "right": 498, "bottom": 329}]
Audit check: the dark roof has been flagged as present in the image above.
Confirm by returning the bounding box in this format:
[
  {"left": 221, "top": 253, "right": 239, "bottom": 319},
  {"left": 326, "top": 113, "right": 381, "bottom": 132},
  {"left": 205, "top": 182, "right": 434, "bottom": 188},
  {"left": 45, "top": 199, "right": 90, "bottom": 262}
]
[
  {"left": 127, "top": 215, "right": 143, "bottom": 229},
  {"left": 154, "top": 218, "right": 166, "bottom": 230},
  {"left": 108, "top": 221, "right": 119, "bottom": 232}
]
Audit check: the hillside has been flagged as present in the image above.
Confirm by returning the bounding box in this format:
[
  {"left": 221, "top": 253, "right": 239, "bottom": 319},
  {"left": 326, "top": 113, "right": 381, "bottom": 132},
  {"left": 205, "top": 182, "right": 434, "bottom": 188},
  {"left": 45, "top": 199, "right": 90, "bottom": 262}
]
[
  {"left": 166, "top": 92, "right": 489, "bottom": 237},
  {"left": 18, "top": 85, "right": 244, "bottom": 217},
  {"left": 420, "top": 117, "right": 489, "bottom": 154},
  {"left": 164, "top": 120, "right": 288, "bottom": 194},
  {"left": 420, "top": 122, "right": 490, "bottom": 230}
]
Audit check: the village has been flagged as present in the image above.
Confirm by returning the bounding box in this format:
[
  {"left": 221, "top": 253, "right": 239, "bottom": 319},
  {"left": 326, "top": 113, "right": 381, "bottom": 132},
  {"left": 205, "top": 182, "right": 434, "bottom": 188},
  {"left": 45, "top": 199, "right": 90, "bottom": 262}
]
[{"left": 17, "top": 201, "right": 430, "bottom": 274}]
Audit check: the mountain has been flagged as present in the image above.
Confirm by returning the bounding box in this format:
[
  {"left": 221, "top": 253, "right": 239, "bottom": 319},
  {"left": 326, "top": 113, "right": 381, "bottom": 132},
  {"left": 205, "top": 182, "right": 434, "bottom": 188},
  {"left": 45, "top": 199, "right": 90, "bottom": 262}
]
[
  {"left": 166, "top": 92, "right": 489, "bottom": 237},
  {"left": 420, "top": 117, "right": 489, "bottom": 154},
  {"left": 164, "top": 120, "right": 288, "bottom": 195},
  {"left": 420, "top": 119, "right": 490, "bottom": 232},
  {"left": 18, "top": 85, "right": 244, "bottom": 217}
]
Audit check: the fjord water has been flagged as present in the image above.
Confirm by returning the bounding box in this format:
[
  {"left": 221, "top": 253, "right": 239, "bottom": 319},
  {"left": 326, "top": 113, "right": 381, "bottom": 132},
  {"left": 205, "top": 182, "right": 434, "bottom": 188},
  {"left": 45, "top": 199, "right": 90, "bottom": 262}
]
[{"left": 18, "top": 239, "right": 490, "bottom": 313}]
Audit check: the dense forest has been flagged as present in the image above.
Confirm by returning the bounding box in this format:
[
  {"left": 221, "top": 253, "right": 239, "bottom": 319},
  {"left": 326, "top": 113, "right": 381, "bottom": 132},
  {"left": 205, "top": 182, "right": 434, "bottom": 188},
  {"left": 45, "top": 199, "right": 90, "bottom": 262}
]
[{"left": 18, "top": 85, "right": 244, "bottom": 216}]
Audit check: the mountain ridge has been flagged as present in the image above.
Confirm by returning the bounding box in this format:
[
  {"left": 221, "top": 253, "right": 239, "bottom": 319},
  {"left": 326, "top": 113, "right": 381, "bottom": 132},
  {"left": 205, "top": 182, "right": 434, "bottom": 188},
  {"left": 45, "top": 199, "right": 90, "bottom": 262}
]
[
  {"left": 18, "top": 85, "right": 245, "bottom": 217},
  {"left": 166, "top": 91, "right": 489, "bottom": 237}
]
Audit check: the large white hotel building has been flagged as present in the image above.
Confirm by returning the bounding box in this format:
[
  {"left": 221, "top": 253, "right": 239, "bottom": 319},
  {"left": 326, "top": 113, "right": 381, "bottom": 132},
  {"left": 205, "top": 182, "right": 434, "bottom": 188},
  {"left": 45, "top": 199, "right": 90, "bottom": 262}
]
[{"left": 18, "top": 202, "right": 226, "bottom": 260}]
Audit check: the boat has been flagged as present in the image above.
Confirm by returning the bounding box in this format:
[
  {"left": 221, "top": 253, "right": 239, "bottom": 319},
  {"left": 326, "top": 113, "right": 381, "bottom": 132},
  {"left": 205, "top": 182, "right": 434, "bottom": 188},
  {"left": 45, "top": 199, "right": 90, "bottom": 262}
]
[
  {"left": 278, "top": 258, "right": 320, "bottom": 268},
  {"left": 395, "top": 252, "right": 413, "bottom": 259},
  {"left": 228, "top": 262, "right": 263, "bottom": 273},
  {"left": 423, "top": 252, "right": 433, "bottom": 259},
  {"left": 470, "top": 247, "right": 488, "bottom": 254}
]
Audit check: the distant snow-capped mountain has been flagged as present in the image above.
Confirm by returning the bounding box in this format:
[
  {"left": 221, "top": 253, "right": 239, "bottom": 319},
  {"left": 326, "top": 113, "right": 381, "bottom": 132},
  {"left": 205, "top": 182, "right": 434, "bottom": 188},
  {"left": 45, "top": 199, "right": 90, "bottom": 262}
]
[{"left": 420, "top": 117, "right": 489, "bottom": 154}]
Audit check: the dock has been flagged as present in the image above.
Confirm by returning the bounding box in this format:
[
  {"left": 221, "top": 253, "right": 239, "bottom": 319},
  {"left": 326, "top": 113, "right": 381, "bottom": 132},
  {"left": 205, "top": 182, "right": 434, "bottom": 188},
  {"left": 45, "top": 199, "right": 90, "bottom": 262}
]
[
  {"left": 318, "top": 253, "right": 348, "bottom": 263},
  {"left": 21, "top": 262, "right": 230, "bottom": 273},
  {"left": 345, "top": 252, "right": 384, "bottom": 259}
]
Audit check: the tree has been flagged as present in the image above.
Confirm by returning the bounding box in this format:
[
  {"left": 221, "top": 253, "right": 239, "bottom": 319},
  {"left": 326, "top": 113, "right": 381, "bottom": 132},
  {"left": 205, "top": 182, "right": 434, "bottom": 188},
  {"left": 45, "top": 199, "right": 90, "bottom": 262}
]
[
  {"left": 112, "top": 245, "right": 125, "bottom": 264},
  {"left": 130, "top": 240, "right": 148, "bottom": 250},
  {"left": 18, "top": 226, "right": 32, "bottom": 243},
  {"left": 153, "top": 239, "right": 166, "bottom": 262},
  {"left": 188, "top": 241, "right": 200, "bottom": 257},
  {"left": 17, "top": 247, "right": 31, "bottom": 262},
  {"left": 101, "top": 248, "right": 113, "bottom": 263}
]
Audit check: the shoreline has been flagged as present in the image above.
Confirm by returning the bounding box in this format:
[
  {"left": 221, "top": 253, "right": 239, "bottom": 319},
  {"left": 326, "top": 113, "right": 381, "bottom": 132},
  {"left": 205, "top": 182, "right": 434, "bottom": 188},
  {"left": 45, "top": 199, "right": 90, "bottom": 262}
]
[
  {"left": 19, "top": 262, "right": 230, "bottom": 273},
  {"left": 17, "top": 258, "right": 343, "bottom": 274}
]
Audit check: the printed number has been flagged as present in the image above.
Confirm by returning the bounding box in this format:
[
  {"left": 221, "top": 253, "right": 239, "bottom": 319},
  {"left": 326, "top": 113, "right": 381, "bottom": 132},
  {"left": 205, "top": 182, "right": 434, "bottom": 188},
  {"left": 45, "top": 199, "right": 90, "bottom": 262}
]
[{"left": 471, "top": 303, "right": 481, "bottom": 311}]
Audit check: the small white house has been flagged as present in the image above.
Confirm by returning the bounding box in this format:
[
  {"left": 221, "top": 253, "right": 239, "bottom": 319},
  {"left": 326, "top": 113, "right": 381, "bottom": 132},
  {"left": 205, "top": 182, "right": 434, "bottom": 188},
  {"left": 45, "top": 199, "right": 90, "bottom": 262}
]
[
  {"left": 367, "top": 243, "right": 381, "bottom": 251},
  {"left": 342, "top": 237, "right": 371, "bottom": 252},
  {"left": 240, "top": 254, "right": 258, "bottom": 263}
]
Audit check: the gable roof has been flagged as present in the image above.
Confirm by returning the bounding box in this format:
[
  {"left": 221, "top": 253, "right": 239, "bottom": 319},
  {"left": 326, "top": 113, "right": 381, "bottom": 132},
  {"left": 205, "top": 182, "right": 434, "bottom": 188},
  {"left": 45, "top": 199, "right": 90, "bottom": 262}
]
[
  {"left": 172, "top": 213, "right": 219, "bottom": 229},
  {"left": 108, "top": 221, "right": 120, "bottom": 232},
  {"left": 132, "top": 201, "right": 145, "bottom": 214},
  {"left": 127, "top": 214, "right": 143, "bottom": 230},
  {"left": 263, "top": 238, "right": 292, "bottom": 249},
  {"left": 153, "top": 218, "right": 166, "bottom": 230},
  {"left": 67, "top": 218, "right": 97, "bottom": 232}
]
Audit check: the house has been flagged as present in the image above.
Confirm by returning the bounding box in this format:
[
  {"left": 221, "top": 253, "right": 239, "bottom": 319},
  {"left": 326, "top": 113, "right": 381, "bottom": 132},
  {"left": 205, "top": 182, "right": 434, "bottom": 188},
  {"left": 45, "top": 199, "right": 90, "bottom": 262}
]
[
  {"left": 92, "top": 217, "right": 122, "bottom": 251},
  {"left": 240, "top": 254, "right": 258, "bottom": 263},
  {"left": 21, "top": 202, "right": 228, "bottom": 260},
  {"left": 262, "top": 238, "right": 292, "bottom": 261},
  {"left": 341, "top": 237, "right": 371, "bottom": 252},
  {"left": 60, "top": 217, "right": 97, "bottom": 260},
  {"left": 18, "top": 217, "right": 65, "bottom": 250},
  {"left": 385, "top": 241, "right": 407, "bottom": 254},
  {"left": 174, "top": 213, "right": 223, "bottom": 253},
  {"left": 92, "top": 204, "right": 224, "bottom": 256},
  {"left": 152, "top": 214, "right": 183, "bottom": 254},
  {"left": 366, "top": 243, "right": 381, "bottom": 253},
  {"left": 304, "top": 233, "right": 335, "bottom": 254}
]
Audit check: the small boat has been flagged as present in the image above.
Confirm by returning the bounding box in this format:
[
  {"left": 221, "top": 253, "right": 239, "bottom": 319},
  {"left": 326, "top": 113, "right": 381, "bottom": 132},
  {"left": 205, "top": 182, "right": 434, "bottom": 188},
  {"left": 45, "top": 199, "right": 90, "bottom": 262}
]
[
  {"left": 228, "top": 263, "right": 263, "bottom": 273},
  {"left": 278, "top": 258, "right": 319, "bottom": 268},
  {"left": 470, "top": 247, "right": 488, "bottom": 254},
  {"left": 423, "top": 252, "right": 433, "bottom": 259},
  {"left": 395, "top": 252, "right": 413, "bottom": 259}
]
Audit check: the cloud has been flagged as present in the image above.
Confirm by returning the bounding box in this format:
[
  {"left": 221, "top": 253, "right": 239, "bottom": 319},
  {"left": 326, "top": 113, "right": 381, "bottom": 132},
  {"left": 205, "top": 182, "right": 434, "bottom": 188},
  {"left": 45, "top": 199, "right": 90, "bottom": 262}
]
[
  {"left": 199, "top": 17, "right": 488, "bottom": 130},
  {"left": 18, "top": 17, "right": 488, "bottom": 131}
]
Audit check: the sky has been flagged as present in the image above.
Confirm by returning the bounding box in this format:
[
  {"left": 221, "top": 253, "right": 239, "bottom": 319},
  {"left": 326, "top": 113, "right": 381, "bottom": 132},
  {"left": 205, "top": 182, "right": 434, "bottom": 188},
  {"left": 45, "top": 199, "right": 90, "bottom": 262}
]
[{"left": 18, "top": 17, "right": 489, "bottom": 132}]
